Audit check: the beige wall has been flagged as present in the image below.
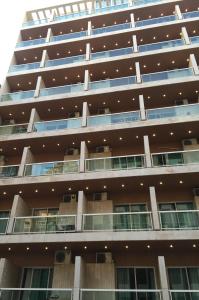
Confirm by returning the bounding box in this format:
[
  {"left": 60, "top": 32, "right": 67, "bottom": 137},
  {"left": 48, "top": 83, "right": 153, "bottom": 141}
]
[
  {"left": 84, "top": 263, "right": 115, "bottom": 288},
  {"left": 52, "top": 264, "right": 74, "bottom": 288},
  {"left": 0, "top": 259, "right": 21, "bottom": 288}
]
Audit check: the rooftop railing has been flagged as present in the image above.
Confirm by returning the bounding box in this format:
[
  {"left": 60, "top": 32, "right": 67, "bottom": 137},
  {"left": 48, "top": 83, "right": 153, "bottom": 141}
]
[
  {"left": 142, "top": 68, "right": 194, "bottom": 83},
  {"left": 0, "top": 165, "right": 19, "bottom": 177},
  {"left": 159, "top": 210, "right": 199, "bottom": 230},
  {"left": 13, "top": 214, "right": 77, "bottom": 234},
  {"left": 1, "top": 90, "right": 35, "bottom": 102},
  {"left": 33, "top": 117, "right": 82, "bottom": 132},
  {"left": 0, "top": 123, "right": 28, "bottom": 135}
]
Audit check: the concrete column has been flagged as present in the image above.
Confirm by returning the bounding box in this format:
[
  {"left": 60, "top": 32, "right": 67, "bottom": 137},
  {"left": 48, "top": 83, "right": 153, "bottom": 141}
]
[
  {"left": 84, "top": 70, "right": 90, "bottom": 91},
  {"left": 143, "top": 135, "right": 152, "bottom": 167},
  {"left": 149, "top": 187, "right": 160, "bottom": 230},
  {"left": 86, "top": 43, "right": 91, "bottom": 61},
  {"left": 0, "top": 259, "right": 21, "bottom": 288},
  {"left": 80, "top": 141, "right": 88, "bottom": 172},
  {"left": 18, "top": 146, "right": 34, "bottom": 177},
  {"left": 158, "top": 256, "right": 170, "bottom": 300},
  {"left": 27, "top": 108, "right": 40, "bottom": 133},
  {"left": 82, "top": 102, "right": 90, "bottom": 127},
  {"left": 175, "top": 5, "right": 182, "bottom": 20},
  {"left": 40, "top": 49, "right": 49, "bottom": 68},
  {"left": 87, "top": 21, "right": 92, "bottom": 36},
  {"left": 73, "top": 256, "right": 85, "bottom": 300},
  {"left": 132, "top": 35, "right": 138, "bottom": 52},
  {"left": 139, "top": 95, "right": 146, "bottom": 120},
  {"left": 189, "top": 54, "right": 199, "bottom": 75},
  {"left": 7, "top": 195, "right": 31, "bottom": 234},
  {"left": 135, "top": 62, "right": 141, "bottom": 83},
  {"left": 34, "top": 76, "right": 46, "bottom": 98},
  {"left": 76, "top": 191, "right": 87, "bottom": 231},
  {"left": 181, "top": 27, "right": 190, "bottom": 45},
  {"left": 194, "top": 196, "right": 199, "bottom": 209},
  {"left": 46, "top": 28, "right": 53, "bottom": 43},
  {"left": 130, "top": 13, "right": 135, "bottom": 28}
]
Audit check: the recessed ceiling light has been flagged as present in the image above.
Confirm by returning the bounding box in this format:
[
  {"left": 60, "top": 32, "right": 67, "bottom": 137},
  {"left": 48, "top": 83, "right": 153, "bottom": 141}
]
[
  {"left": 64, "top": 246, "right": 68, "bottom": 250},
  {"left": 45, "top": 246, "right": 48, "bottom": 250},
  {"left": 103, "top": 185, "right": 107, "bottom": 189},
  {"left": 8, "top": 247, "right": 11, "bottom": 251},
  {"left": 119, "top": 137, "right": 123, "bottom": 140},
  {"left": 84, "top": 246, "right": 87, "bottom": 249},
  {"left": 19, "top": 191, "right": 23, "bottom": 194},
  {"left": 140, "top": 183, "right": 144, "bottom": 186},
  {"left": 35, "top": 189, "right": 38, "bottom": 193},
  {"left": 193, "top": 244, "right": 197, "bottom": 248},
  {"left": 103, "top": 139, "right": 107, "bottom": 142},
  {"left": 152, "top": 133, "right": 156, "bottom": 137},
  {"left": 170, "top": 132, "right": 174, "bottom": 136},
  {"left": 104, "top": 245, "right": 108, "bottom": 249},
  {"left": 188, "top": 130, "right": 192, "bottom": 134},
  {"left": 125, "top": 245, "right": 129, "bottom": 249},
  {"left": 86, "top": 187, "right": 89, "bottom": 190},
  {"left": 51, "top": 188, "right": 55, "bottom": 192},
  {"left": 179, "top": 180, "right": 183, "bottom": 184},
  {"left": 68, "top": 187, "right": 72, "bottom": 191},
  {"left": 169, "top": 244, "right": 174, "bottom": 248},
  {"left": 147, "top": 245, "right": 150, "bottom": 248},
  {"left": 26, "top": 247, "right": 30, "bottom": 251},
  {"left": 3, "top": 192, "right": 7, "bottom": 195},
  {"left": 121, "top": 184, "right": 125, "bottom": 187}
]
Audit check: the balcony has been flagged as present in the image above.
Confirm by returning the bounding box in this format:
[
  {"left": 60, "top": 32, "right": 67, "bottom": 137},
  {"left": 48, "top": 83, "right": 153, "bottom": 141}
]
[
  {"left": 24, "top": 160, "right": 79, "bottom": 176},
  {"left": 85, "top": 154, "right": 146, "bottom": 172},
  {"left": 0, "top": 165, "right": 19, "bottom": 177},
  {"left": 159, "top": 210, "right": 199, "bottom": 230},
  {"left": 0, "top": 123, "right": 28, "bottom": 135},
  {"left": 12, "top": 214, "right": 76, "bottom": 234},
  {"left": 0, "top": 288, "right": 72, "bottom": 299},
  {"left": 83, "top": 211, "right": 153, "bottom": 231},
  {"left": 33, "top": 117, "right": 82, "bottom": 132},
  {"left": 152, "top": 150, "right": 199, "bottom": 167}
]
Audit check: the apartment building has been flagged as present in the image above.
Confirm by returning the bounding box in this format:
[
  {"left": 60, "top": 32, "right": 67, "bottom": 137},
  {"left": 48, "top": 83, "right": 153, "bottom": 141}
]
[{"left": 0, "top": 0, "right": 198, "bottom": 299}]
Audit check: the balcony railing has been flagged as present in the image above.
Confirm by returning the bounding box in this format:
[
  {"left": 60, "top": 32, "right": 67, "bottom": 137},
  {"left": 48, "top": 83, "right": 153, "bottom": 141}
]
[
  {"left": 24, "top": 160, "right": 79, "bottom": 176},
  {"left": 50, "top": 30, "right": 87, "bottom": 42},
  {"left": 136, "top": 14, "right": 176, "bottom": 27},
  {"left": 83, "top": 211, "right": 153, "bottom": 231},
  {"left": 0, "top": 218, "right": 9, "bottom": 234},
  {"left": 152, "top": 150, "right": 199, "bottom": 167},
  {"left": 91, "top": 46, "right": 133, "bottom": 60},
  {"left": 13, "top": 214, "right": 76, "bottom": 234},
  {"left": 45, "top": 54, "right": 85, "bottom": 67},
  {"left": 183, "top": 10, "right": 199, "bottom": 19},
  {"left": 0, "top": 288, "right": 72, "bottom": 300},
  {"left": 1, "top": 90, "right": 35, "bottom": 102},
  {"left": 39, "top": 82, "right": 84, "bottom": 97},
  {"left": 16, "top": 37, "right": 46, "bottom": 48},
  {"left": 159, "top": 210, "right": 199, "bottom": 230},
  {"left": 33, "top": 117, "right": 82, "bottom": 132},
  {"left": 0, "top": 123, "right": 28, "bottom": 135},
  {"left": 80, "top": 289, "right": 162, "bottom": 300},
  {"left": 87, "top": 110, "right": 140, "bottom": 126},
  {"left": 169, "top": 290, "right": 199, "bottom": 300},
  {"left": 0, "top": 165, "right": 19, "bottom": 177},
  {"left": 190, "top": 36, "right": 199, "bottom": 44},
  {"left": 93, "top": 22, "right": 131, "bottom": 35},
  {"left": 86, "top": 154, "right": 146, "bottom": 172},
  {"left": 9, "top": 62, "right": 40, "bottom": 73},
  {"left": 90, "top": 75, "right": 136, "bottom": 90},
  {"left": 139, "top": 38, "right": 184, "bottom": 52},
  {"left": 147, "top": 103, "right": 199, "bottom": 120},
  {"left": 142, "top": 68, "right": 194, "bottom": 83}
]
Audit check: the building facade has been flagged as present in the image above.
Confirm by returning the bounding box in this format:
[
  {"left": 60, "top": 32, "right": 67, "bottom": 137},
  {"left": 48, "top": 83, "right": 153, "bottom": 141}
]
[{"left": 0, "top": 0, "right": 198, "bottom": 299}]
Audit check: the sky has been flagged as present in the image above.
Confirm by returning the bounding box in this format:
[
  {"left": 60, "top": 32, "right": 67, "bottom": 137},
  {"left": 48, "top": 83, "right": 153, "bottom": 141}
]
[{"left": 0, "top": 0, "right": 74, "bottom": 84}]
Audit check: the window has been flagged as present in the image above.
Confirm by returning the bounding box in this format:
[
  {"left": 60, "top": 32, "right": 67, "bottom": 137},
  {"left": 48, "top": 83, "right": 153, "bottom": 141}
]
[{"left": 0, "top": 211, "right": 9, "bottom": 233}]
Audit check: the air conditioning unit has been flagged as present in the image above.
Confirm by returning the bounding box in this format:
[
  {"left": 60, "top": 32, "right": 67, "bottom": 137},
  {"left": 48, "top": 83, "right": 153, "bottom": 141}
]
[
  {"left": 93, "top": 192, "right": 108, "bottom": 201},
  {"left": 54, "top": 250, "right": 71, "bottom": 264},
  {"left": 175, "top": 99, "right": 189, "bottom": 106},
  {"left": 68, "top": 111, "right": 80, "bottom": 118},
  {"left": 97, "top": 107, "right": 110, "bottom": 115},
  {"left": 193, "top": 188, "right": 199, "bottom": 197},
  {"left": 182, "top": 138, "right": 199, "bottom": 146},
  {"left": 96, "top": 145, "right": 110, "bottom": 153},
  {"left": 65, "top": 148, "right": 79, "bottom": 155},
  {"left": 63, "top": 193, "right": 77, "bottom": 203},
  {"left": 96, "top": 252, "right": 113, "bottom": 264}
]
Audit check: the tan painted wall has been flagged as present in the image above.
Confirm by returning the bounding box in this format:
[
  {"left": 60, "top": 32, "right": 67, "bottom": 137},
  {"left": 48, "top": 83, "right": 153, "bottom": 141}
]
[
  {"left": 52, "top": 264, "right": 74, "bottom": 288},
  {"left": 0, "top": 259, "right": 21, "bottom": 288},
  {"left": 86, "top": 200, "right": 113, "bottom": 213},
  {"left": 84, "top": 263, "right": 115, "bottom": 288}
]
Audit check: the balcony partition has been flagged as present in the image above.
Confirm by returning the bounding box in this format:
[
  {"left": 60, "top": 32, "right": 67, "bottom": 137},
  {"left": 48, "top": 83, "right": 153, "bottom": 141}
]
[
  {"left": 159, "top": 210, "right": 199, "bottom": 230},
  {"left": 34, "top": 117, "right": 82, "bottom": 132},
  {"left": 0, "top": 165, "right": 19, "bottom": 177},
  {"left": 152, "top": 150, "right": 199, "bottom": 167},
  {"left": 0, "top": 123, "right": 28, "bottom": 135}
]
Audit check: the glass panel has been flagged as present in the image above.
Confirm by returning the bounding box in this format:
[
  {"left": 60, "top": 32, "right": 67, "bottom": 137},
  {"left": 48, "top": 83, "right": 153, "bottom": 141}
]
[
  {"left": 9, "top": 62, "right": 40, "bottom": 73},
  {"left": 45, "top": 54, "right": 85, "bottom": 67},
  {"left": 136, "top": 15, "right": 176, "bottom": 27},
  {"left": 139, "top": 39, "right": 184, "bottom": 52},
  {"left": 16, "top": 38, "right": 46, "bottom": 48},
  {"left": 0, "top": 211, "right": 9, "bottom": 234},
  {"left": 92, "top": 47, "right": 132, "bottom": 60},
  {"left": 0, "top": 124, "right": 28, "bottom": 135},
  {"left": 183, "top": 11, "right": 199, "bottom": 19},
  {"left": 190, "top": 36, "right": 199, "bottom": 44},
  {"left": 0, "top": 165, "right": 19, "bottom": 177},
  {"left": 51, "top": 31, "right": 86, "bottom": 42},
  {"left": 39, "top": 83, "right": 83, "bottom": 97},
  {"left": 34, "top": 118, "right": 81, "bottom": 132},
  {"left": 142, "top": 68, "right": 193, "bottom": 83},
  {"left": 93, "top": 23, "right": 131, "bottom": 35},
  {"left": 1, "top": 90, "right": 35, "bottom": 102},
  {"left": 90, "top": 76, "right": 136, "bottom": 90}
]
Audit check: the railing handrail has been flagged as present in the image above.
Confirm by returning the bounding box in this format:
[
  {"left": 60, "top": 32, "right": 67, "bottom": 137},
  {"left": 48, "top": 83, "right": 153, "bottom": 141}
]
[
  {"left": 14, "top": 214, "right": 77, "bottom": 220},
  {"left": 46, "top": 53, "right": 85, "bottom": 64},
  {"left": 151, "top": 149, "right": 199, "bottom": 156},
  {"left": 86, "top": 154, "right": 145, "bottom": 161},
  {"left": 0, "top": 217, "right": 9, "bottom": 220},
  {"left": 0, "top": 288, "right": 72, "bottom": 291},
  {"left": 169, "top": 289, "right": 199, "bottom": 293},
  {"left": 80, "top": 288, "right": 162, "bottom": 292},
  {"left": 0, "top": 123, "right": 28, "bottom": 129},
  {"left": 159, "top": 209, "right": 199, "bottom": 214},
  {"left": 88, "top": 110, "right": 140, "bottom": 119},
  {"left": 0, "top": 164, "right": 19, "bottom": 168},
  {"left": 146, "top": 102, "right": 199, "bottom": 113},
  {"left": 25, "top": 159, "right": 79, "bottom": 167},
  {"left": 34, "top": 116, "right": 82, "bottom": 125},
  {"left": 83, "top": 211, "right": 151, "bottom": 217},
  {"left": 142, "top": 67, "right": 192, "bottom": 77}
]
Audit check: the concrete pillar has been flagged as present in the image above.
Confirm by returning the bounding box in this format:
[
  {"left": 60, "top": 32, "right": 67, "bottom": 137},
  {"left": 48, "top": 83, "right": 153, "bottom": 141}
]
[
  {"left": 7, "top": 195, "right": 31, "bottom": 234},
  {"left": 86, "top": 43, "right": 91, "bottom": 61},
  {"left": 40, "top": 49, "right": 49, "bottom": 68},
  {"left": 18, "top": 147, "right": 34, "bottom": 177},
  {"left": 158, "top": 256, "right": 170, "bottom": 300},
  {"left": 34, "top": 76, "right": 46, "bottom": 98},
  {"left": 130, "top": 13, "right": 135, "bottom": 28},
  {"left": 80, "top": 141, "right": 88, "bottom": 172},
  {"left": 175, "top": 5, "right": 182, "bottom": 20},
  {"left": 73, "top": 256, "right": 85, "bottom": 300},
  {"left": 135, "top": 62, "right": 141, "bottom": 83},
  {"left": 149, "top": 187, "right": 160, "bottom": 230},
  {"left": 46, "top": 28, "right": 53, "bottom": 43},
  {"left": 143, "top": 135, "right": 152, "bottom": 167},
  {"left": 27, "top": 108, "right": 40, "bottom": 133},
  {"left": 0, "top": 258, "right": 21, "bottom": 288},
  {"left": 87, "top": 21, "right": 92, "bottom": 36},
  {"left": 132, "top": 35, "right": 138, "bottom": 52},
  {"left": 84, "top": 70, "right": 90, "bottom": 91},
  {"left": 82, "top": 102, "right": 90, "bottom": 127},
  {"left": 189, "top": 54, "right": 199, "bottom": 75},
  {"left": 139, "top": 95, "right": 146, "bottom": 120},
  {"left": 181, "top": 27, "right": 190, "bottom": 45},
  {"left": 194, "top": 196, "right": 199, "bottom": 210},
  {"left": 76, "top": 191, "right": 87, "bottom": 231}
]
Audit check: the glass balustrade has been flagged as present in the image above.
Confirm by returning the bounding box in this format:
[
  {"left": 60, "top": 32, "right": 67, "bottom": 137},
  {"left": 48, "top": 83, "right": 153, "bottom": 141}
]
[
  {"left": 22, "top": 18, "right": 48, "bottom": 27},
  {"left": 91, "top": 47, "right": 133, "bottom": 60},
  {"left": 45, "top": 54, "right": 85, "bottom": 67},
  {"left": 0, "top": 165, "right": 19, "bottom": 177},
  {"left": 1, "top": 90, "right": 35, "bottom": 102},
  {"left": 34, "top": 118, "right": 82, "bottom": 132},
  {"left": 16, "top": 38, "right": 46, "bottom": 48},
  {"left": 170, "top": 290, "right": 199, "bottom": 300},
  {"left": 0, "top": 288, "right": 72, "bottom": 300},
  {"left": 190, "top": 36, "right": 199, "bottom": 44},
  {"left": 13, "top": 215, "right": 76, "bottom": 233},
  {"left": 159, "top": 210, "right": 199, "bottom": 230},
  {"left": 83, "top": 212, "right": 153, "bottom": 231},
  {"left": 81, "top": 289, "right": 162, "bottom": 300},
  {"left": 136, "top": 15, "right": 176, "bottom": 27},
  {"left": 93, "top": 22, "right": 131, "bottom": 35},
  {"left": 147, "top": 103, "right": 199, "bottom": 120},
  {"left": 183, "top": 11, "right": 199, "bottom": 19},
  {"left": 0, "top": 124, "right": 28, "bottom": 135},
  {"left": 9, "top": 62, "right": 40, "bottom": 73},
  {"left": 0, "top": 218, "right": 9, "bottom": 234},
  {"left": 90, "top": 76, "right": 136, "bottom": 90},
  {"left": 39, "top": 83, "right": 84, "bottom": 97},
  {"left": 24, "top": 160, "right": 79, "bottom": 176},
  {"left": 87, "top": 111, "right": 140, "bottom": 126},
  {"left": 142, "top": 68, "right": 193, "bottom": 83},
  {"left": 139, "top": 39, "right": 184, "bottom": 52},
  {"left": 86, "top": 155, "right": 146, "bottom": 172},
  {"left": 152, "top": 150, "right": 199, "bottom": 167},
  {"left": 51, "top": 31, "right": 87, "bottom": 42}
]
